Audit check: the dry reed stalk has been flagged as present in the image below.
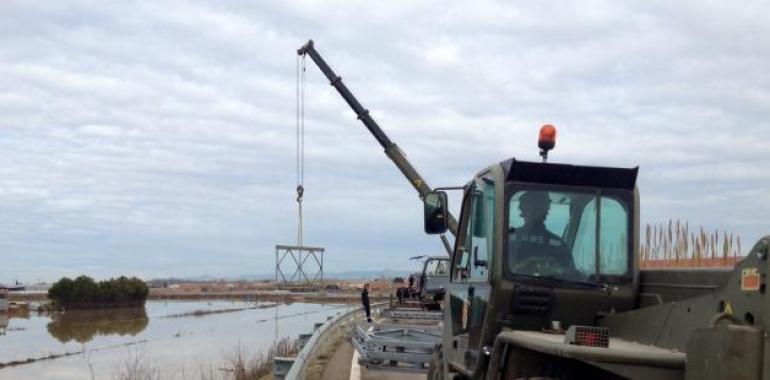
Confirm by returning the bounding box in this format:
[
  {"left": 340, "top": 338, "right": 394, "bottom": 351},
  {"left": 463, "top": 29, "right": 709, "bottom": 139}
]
[
  {"left": 113, "top": 338, "right": 298, "bottom": 380},
  {"left": 225, "top": 337, "right": 298, "bottom": 380},
  {"left": 111, "top": 348, "right": 160, "bottom": 380},
  {"left": 640, "top": 220, "right": 742, "bottom": 269}
]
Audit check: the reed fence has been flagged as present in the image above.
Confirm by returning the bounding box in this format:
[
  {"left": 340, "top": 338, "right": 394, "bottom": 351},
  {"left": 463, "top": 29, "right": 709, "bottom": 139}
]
[{"left": 640, "top": 220, "right": 742, "bottom": 268}]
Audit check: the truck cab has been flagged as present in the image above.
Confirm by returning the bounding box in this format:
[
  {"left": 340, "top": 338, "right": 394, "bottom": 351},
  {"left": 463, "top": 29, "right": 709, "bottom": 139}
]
[
  {"left": 425, "top": 157, "right": 639, "bottom": 377},
  {"left": 419, "top": 256, "right": 450, "bottom": 299}
]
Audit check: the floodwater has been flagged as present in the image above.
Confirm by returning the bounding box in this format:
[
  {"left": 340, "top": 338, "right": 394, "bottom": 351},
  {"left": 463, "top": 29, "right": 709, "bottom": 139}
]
[{"left": 0, "top": 300, "right": 353, "bottom": 379}]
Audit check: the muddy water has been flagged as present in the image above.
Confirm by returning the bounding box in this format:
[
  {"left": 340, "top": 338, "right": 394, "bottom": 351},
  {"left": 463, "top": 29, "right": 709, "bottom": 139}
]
[{"left": 0, "top": 300, "right": 353, "bottom": 379}]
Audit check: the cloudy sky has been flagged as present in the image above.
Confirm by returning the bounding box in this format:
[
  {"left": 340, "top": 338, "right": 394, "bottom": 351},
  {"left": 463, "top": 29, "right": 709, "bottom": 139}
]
[{"left": 1, "top": 1, "right": 769, "bottom": 282}]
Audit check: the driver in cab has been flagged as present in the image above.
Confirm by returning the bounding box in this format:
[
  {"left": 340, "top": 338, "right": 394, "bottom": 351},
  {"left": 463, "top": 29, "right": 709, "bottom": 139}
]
[{"left": 508, "top": 191, "right": 575, "bottom": 276}]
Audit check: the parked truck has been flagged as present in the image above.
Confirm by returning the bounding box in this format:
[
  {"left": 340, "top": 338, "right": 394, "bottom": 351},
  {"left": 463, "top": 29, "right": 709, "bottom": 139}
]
[
  {"left": 418, "top": 256, "right": 450, "bottom": 302},
  {"left": 397, "top": 256, "right": 450, "bottom": 309}
]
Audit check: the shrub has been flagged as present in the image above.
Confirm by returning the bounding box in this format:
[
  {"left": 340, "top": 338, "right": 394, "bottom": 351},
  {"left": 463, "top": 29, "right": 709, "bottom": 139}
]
[{"left": 48, "top": 275, "right": 149, "bottom": 308}]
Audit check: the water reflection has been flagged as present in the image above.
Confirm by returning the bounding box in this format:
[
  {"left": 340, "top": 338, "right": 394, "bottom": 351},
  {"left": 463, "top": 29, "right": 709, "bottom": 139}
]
[
  {"left": 46, "top": 307, "right": 149, "bottom": 343},
  {"left": 0, "top": 301, "right": 348, "bottom": 380},
  {"left": 0, "top": 315, "right": 7, "bottom": 335},
  {"left": 8, "top": 305, "right": 31, "bottom": 319}
]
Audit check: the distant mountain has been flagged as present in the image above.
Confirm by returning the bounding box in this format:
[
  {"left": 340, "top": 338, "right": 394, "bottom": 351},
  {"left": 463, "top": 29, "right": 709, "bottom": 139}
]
[
  {"left": 324, "top": 269, "right": 408, "bottom": 280},
  {"left": 148, "top": 269, "right": 413, "bottom": 283}
]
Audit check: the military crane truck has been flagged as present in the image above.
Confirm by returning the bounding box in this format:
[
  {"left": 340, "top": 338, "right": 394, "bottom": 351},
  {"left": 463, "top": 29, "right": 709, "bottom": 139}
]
[
  {"left": 420, "top": 115, "right": 769, "bottom": 380},
  {"left": 297, "top": 39, "right": 770, "bottom": 380}
]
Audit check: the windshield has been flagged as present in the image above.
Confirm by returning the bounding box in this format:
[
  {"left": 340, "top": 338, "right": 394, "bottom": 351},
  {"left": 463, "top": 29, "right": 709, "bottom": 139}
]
[
  {"left": 507, "top": 189, "right": 630, "bottom": 283},
  {"left": 425, "top": 259, "right": 449, "bottom": 276}
]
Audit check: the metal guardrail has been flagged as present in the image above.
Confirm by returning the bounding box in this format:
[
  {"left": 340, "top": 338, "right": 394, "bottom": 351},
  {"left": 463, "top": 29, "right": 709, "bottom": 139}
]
[{"left": 275, "top": 302, "right": 386, "bottom": 380}]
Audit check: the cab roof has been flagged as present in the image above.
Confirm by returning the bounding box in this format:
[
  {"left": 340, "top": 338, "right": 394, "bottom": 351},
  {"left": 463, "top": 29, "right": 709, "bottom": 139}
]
[{"left": 501, "top": 159, "right": 638, "bottom": 190}]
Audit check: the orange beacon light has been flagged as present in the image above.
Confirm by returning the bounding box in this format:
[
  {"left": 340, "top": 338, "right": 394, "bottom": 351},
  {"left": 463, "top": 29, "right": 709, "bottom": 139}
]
[{"left": 538, "top": 124, "right": 556, "bottom": 163}]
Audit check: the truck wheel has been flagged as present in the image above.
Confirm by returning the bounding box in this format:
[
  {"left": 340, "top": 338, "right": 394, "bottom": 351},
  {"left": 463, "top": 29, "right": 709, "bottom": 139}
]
[{"left": 427, "top": 344, "right": 444, "bottom": 380}]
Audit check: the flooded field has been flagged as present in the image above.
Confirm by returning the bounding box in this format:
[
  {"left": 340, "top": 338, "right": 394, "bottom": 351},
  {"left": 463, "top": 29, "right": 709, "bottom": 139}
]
[{"left": 0, "top": 300, "right": 352, "bottom": 379}]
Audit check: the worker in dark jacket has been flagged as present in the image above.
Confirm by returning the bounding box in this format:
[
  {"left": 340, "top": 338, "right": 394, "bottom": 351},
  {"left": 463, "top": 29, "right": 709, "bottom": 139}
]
[
  {"left": 361, "top": 283, "right": 372, "bottom": 322},
  {"left": 508, "top": 191, "right": 576, "bottom": 277}
]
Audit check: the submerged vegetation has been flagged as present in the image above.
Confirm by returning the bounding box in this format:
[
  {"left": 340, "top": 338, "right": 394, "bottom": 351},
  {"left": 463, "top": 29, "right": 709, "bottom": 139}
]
[
  {"left": 223, "top": 338, "right": 298, "bottom": 380},
  {"left": 111, "top": 338, "right": 299, "bottom": 380},
  {"left": 47, "top": 275, "right": 149, "bottom": 309},
  {"left": 159, "top": 303, "right": 278, "bottom": 319}
]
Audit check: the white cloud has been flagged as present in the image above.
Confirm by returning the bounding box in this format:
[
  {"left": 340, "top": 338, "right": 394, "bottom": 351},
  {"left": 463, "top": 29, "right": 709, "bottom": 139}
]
[{"left": 0, "top": 1, "right": 768, "bottom": 281}]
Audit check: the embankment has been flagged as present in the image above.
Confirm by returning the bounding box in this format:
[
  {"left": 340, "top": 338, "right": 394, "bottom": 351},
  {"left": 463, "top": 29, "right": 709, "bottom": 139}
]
[{"left": 9, "top": 290, "right": 388, "bottom": 304}]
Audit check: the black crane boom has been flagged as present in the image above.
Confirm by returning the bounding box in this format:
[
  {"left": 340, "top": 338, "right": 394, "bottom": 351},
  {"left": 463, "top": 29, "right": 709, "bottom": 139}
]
[{"left": 298, "top": 39, "right": 458, "bottom": 237}]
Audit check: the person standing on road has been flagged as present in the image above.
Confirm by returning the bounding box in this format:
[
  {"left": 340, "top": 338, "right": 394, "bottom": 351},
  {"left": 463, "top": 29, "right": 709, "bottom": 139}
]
[{"left": 361, "top": 283, "right": 372, "bottom": 323}]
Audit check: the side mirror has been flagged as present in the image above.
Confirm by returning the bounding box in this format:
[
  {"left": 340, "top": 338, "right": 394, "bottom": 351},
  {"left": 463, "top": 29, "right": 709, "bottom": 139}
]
[{"left": 424, "top": 191, "right": 449, "bottom": 234}]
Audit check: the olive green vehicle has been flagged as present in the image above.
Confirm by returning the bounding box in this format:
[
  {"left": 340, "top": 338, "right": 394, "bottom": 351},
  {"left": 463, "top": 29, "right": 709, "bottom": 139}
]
[
  {"left": 418, "top": 256, "right": 450, "bottom": 301},
  {"left": 422, "top": 157, "right": 769, "bottom": 380},
  {"left": 298, "top": 39, "right": 770, "bottom": 380}
]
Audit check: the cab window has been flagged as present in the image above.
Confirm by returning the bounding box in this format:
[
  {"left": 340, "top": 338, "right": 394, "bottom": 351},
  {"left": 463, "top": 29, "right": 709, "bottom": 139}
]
[
  {"left": 454, "top": 179, "right": 495, "bottom": 282},
  {"left": 507, "top": 189, "right": 630, "bottom": 281},
  {"left": 425, "top": 259, "right": 449, "bottom": 276},
  {"left": 571, "top": 197, "right": 629, "bottom": 276},
  {"left": 599, "top": 198, "right": 628, "bottom": 275}
]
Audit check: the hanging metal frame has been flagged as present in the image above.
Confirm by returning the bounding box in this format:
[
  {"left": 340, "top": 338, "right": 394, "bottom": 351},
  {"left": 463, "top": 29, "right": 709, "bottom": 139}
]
[{"left": 275, "top": 244, "right": 325, "bottom": 284}]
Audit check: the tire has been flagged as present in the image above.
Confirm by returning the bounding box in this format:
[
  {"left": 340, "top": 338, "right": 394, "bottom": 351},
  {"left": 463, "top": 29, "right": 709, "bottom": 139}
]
[{"left": 427, "top": 344, "right": 444, "bottom": 380}]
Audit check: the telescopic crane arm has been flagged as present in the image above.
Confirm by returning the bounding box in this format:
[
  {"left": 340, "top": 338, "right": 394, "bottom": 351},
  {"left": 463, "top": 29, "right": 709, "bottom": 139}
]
[{"left": 298, "top": 39, "right": 458, "bottom": 237}]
